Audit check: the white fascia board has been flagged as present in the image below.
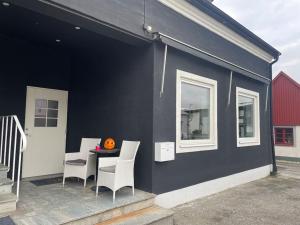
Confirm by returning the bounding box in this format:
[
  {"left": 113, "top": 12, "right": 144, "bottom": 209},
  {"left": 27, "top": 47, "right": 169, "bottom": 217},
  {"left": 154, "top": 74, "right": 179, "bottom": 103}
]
[{"left": 158, "top": 0, "right": 274, "bottom": 63}]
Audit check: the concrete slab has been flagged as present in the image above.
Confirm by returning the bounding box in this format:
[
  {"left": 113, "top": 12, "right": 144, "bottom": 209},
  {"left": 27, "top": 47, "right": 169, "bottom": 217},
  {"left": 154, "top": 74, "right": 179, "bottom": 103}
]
[{"left": 173, "top": 164, "right": 300, "bottom": 225}]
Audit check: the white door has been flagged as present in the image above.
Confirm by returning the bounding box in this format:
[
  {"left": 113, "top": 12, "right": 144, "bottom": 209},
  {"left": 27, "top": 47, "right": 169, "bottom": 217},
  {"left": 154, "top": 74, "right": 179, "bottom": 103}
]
[{"left": 23, "top": 86, "right": 68, "bottom": 178}]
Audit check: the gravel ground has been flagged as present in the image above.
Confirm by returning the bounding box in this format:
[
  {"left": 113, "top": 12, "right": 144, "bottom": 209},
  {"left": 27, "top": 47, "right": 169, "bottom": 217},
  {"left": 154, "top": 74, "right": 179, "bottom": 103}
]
[{"left": 173, "top": 161, "right": 300, "bottom": 225}]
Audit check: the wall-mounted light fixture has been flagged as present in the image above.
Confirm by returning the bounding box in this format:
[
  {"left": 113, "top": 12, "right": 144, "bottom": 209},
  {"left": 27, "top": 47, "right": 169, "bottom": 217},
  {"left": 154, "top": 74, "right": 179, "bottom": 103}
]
[{"left": 2, "top": 2, "right": 10, "bottom": 7}]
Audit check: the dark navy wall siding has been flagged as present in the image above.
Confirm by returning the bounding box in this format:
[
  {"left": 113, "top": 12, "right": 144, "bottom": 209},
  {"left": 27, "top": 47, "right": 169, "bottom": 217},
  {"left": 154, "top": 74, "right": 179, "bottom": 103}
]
[
  {"left": 48, "top": 0, "right": 271, "bottom": 78},
  {"left": 66, "top": 44, "right": 154, "bottom": 192},
  {"left": 0, "top": 36, "right": 71, "bottom": 179},
  {"left": 0, "top": 35, "right": 154, "bottom": 192},
  {"left": 152, "top": 43, "right": 272, "bottom": 194},
  {"left": 51, "top": 0, "right": 146, "bottom": 37},
  {"left": 0, "top": 36, "right": 71, "bottom": 125},
  {"left": 147, "top": 1, "right": 270, "bottom": 78}
]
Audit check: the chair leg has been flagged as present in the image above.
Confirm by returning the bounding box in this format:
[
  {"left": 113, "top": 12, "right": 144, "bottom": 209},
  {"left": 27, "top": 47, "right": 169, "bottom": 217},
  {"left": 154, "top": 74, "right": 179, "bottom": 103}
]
[
  {"left": 96, "top": 186, "right": 99, "bottom": 197},
  {"left": 63, "top": 176, "right": 65, "bottom": 187},
  {"left": 113, "top": 191, "right": 116, "bottom": 203},
  {"left": 84, "top": 179, "right": 87, "bottom": 188},
  {"left": 132, "top": 186, "right": 134, "bottom": 196}
]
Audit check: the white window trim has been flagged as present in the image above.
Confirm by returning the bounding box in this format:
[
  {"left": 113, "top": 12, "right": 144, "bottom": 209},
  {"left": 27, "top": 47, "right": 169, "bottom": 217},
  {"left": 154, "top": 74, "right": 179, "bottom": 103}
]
[
  {"left": 236, "top": 87, "right": 260, "bottom": 147},
  {"left": 176, "top": 70, "right": 218, "bottom": 153}
]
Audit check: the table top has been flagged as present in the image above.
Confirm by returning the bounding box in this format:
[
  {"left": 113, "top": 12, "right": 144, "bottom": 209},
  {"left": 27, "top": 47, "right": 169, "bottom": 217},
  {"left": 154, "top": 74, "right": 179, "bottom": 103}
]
[{"left": 89, "top": 148, "right": 120, "bottom": 154}]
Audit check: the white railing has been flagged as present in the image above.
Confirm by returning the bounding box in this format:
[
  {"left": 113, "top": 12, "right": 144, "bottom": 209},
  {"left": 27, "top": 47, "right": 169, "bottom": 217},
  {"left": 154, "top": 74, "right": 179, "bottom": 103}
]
[{"left": 0, "top": 115, "right": 27, "bottom": 201}]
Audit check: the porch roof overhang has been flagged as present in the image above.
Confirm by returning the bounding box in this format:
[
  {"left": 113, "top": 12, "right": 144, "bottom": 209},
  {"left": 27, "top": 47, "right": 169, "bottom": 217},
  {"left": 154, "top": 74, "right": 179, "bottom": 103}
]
[
  {"left": 157, "top": 32, "right": 271, "bottom": 84},
  {"left": 1, "top": 0, "right": 151, "bottom": 49}
]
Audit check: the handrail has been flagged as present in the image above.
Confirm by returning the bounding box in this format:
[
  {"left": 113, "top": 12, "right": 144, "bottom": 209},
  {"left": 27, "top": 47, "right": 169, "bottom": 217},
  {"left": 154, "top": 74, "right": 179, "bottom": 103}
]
[
  {"left": 0, "top": 115, "right": 27, "bottom": 201},
  {"left": 12, "top": 116, "right": 27, "bottom": 152}
]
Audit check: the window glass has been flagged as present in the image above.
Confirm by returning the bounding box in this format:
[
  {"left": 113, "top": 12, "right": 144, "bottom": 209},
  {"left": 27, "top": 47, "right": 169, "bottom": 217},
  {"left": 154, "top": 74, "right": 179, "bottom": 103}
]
[
  {"left": 275, "top": 128, "right": 294, "bottom": 146},
  {"left": 47, "top": 119, "right": 58, "bottom": 127},
  {"left": 236, "top": 87, "right": 260, "bottom": 147},
  {"left": 238, "top": 95, "right": 254, "bottom": 138},
  {"left": 34, "top": 98, "right": 59, "bottom": 127},
  {"left": 34, "top": 118, "right": 46, "bottom": 127},
  {"left": 47, "top": 109, "right": 58, "bottom": 118},
  {"left": 48, "top": 100, "right": 58, "bottom": 109},
  {"left": 181, "top": 82, "right": 210, "bottom": 140},
  {"left": 35, "top": 108, "right": 47, "bottom": 117},
  {"left": 35, "top": 99, "right": 47, "bottom": 109}
]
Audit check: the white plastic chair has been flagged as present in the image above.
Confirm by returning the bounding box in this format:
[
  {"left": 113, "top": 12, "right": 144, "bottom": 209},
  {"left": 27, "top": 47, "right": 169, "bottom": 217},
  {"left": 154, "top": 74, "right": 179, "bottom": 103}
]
[
  {"left": 96, "top": 140, "right": 140, "bottom": 202},
  {"left": 63, "top": 138, "right": 101, "bottom": 187}
]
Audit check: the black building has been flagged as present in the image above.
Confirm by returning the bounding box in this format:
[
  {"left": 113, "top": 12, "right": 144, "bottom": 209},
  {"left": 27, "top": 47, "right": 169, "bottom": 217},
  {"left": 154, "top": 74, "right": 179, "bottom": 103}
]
[{"left": 0, "top": 0, "right": 280, "bottom": 208}]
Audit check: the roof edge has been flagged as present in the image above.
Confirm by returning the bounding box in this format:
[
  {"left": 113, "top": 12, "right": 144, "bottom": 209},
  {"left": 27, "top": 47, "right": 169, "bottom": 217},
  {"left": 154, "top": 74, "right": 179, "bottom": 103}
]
[
  {"left": 273, "top": 71, "right": 300, "bottom": 89},
  {"left": 188, "top": 0, "right": 281, "bottom": 57}
]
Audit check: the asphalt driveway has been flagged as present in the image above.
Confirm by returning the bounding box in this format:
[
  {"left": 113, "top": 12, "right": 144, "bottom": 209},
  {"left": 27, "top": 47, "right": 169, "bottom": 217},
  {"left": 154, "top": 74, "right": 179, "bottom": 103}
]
[{"left": 173, "top": 161, "right": 300, "bottom": 225}]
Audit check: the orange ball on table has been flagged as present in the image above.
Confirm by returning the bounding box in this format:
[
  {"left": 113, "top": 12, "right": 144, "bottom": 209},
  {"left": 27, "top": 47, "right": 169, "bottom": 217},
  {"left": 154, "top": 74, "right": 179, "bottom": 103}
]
[{"left": 104, "top": 138, "right": 115, "bottom": 150}]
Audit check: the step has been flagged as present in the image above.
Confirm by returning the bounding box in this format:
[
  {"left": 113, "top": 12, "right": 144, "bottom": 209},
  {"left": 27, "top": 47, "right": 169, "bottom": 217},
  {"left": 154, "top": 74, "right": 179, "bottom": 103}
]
[
  {"left": 96, "top": 206, "right": 174, "bottom": 225},
  {"left": 0, "top": 178, "right": 13, "bottom": 194},
  {"left": 0, "top": 165, "right": 9, "bottom": 179},
  {"left": 0, "top": 193, "right": 17, "bottom": 214},
  {"left": 64, "top": 193, "right": 156, "bottom": 225},
  {"left": 0, "top": 165, "right": 9, "bottom": 172}
]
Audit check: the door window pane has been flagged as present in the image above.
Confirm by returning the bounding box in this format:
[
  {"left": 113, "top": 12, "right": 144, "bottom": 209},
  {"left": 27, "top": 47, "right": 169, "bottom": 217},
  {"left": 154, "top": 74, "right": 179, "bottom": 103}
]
[
  {"left": 47, "top": 109, "right": 58, "bottom": 118},
  {"left": 34, "top": 98, "right": 59, "bottom": 127},
  {"left": 47, "top": 119, "right": 58, "bottom": 127},
  {"left": 238, "top": 95, "right": 254, "bottom": 138},
  {"left": 181, "top": 82, "right": 210, "bottom": 140},
  {"left": 34, "top": 118, "right": 46, "bottom": 127},
  {"left": 35, "top": 108, "right": 47, "bottom": 117},
  {"left": 48, "top": 100, "right": 58, "bottom": 109},
  {"left": 35, "top": 99, "right": 47, "bottom": 109}
]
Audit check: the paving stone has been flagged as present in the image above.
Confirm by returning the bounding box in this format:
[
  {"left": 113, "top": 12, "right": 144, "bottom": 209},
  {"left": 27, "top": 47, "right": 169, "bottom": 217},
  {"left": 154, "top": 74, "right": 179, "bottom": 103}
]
[{"left": 7, "top": 180, "right": 154, "bottom": 225}]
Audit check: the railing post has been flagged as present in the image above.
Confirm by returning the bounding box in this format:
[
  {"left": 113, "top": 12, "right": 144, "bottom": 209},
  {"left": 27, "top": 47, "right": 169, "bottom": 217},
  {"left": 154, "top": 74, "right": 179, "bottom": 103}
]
[
  {"left": 12, "top": 123, "right": 17, "bottom": 181},
  {"left": 8, "top": 117, "right": 13, "bottom": 169},
  {"left": 4, "top": 117, "right": 8, "bottom": 165},
  {"left": 0, "top": 117, "right": 4, "bottom": 163},
  {"left": 16, "top": 138, "right": 23, "bottom": 201}
]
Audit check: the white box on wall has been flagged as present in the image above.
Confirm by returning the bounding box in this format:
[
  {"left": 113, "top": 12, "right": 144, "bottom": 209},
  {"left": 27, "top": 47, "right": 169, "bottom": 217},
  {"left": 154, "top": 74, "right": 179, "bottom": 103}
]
[{"left": 155, "top": 142, "right": 175, "bottom": 162}]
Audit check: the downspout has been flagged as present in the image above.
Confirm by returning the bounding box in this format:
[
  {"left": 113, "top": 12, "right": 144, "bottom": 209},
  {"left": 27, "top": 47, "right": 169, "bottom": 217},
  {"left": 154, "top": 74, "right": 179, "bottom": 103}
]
[{"left": 269, "top": 55, "right": 279, "bottom": 175}]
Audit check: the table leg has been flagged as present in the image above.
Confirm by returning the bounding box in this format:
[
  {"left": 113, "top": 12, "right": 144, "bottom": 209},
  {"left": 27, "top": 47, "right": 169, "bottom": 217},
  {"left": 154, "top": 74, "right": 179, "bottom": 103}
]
[{"left": 96, "top": 156, "right": 99, "bottom": 181}]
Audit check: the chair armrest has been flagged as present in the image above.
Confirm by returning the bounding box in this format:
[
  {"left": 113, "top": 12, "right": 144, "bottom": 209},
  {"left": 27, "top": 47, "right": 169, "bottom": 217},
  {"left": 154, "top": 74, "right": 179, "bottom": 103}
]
[
  {"left": 86, "top": 153, "right": 96, "bottom": 165},
  {"left": 115, "top": 159, "right": 135, "bottom": 178},
  {"left": 65, "top": 152, "right": 83, "bottom": 161},
  {"left": 116, "top": 159, "right": 134, "bottom": 168},
  {"left": 98, "top": 157, "right": 119, "bottom": 168}
]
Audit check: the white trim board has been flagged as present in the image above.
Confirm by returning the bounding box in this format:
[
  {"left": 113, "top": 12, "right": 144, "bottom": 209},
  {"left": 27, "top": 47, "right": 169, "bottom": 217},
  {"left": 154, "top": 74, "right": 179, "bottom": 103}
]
[
  {"left": 155, "top": 164, "right": 272, "bottom": 208},
  {"left": 158, "top": 0, "right": 274, "bottom": 63}
]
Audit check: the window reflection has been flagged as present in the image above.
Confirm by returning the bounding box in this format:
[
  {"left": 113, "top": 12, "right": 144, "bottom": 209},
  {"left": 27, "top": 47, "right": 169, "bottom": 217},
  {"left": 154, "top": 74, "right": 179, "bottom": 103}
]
[
  {"left": 181, "top": 82, "right": 210, "bottom": 140},
  {"left": 238, "top": 95, "right": 254, "bottom": 138}
]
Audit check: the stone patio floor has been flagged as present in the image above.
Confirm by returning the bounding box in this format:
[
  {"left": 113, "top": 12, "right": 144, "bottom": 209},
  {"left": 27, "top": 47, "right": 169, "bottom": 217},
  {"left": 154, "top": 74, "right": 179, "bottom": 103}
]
[{"left": 0, "top": 179, "right": 153, "bottom": 225}]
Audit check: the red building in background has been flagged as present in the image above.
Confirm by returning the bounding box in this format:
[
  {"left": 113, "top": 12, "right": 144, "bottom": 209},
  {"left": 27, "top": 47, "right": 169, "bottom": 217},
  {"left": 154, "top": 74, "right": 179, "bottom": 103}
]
[{"left": 273, "top": 71, "right": 300, "bottom": 159}]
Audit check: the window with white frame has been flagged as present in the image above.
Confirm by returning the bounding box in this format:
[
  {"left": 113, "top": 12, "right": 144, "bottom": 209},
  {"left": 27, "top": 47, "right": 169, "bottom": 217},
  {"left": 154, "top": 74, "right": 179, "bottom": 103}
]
[
  {"left": 176, "top": 70, "right": 218, "bottom": 153},
  {"left": 236, "top": 87, "right": 260, "bottom": 147},
  {"left": 274, "top": 127, "right": 294, "bottom": 146}
]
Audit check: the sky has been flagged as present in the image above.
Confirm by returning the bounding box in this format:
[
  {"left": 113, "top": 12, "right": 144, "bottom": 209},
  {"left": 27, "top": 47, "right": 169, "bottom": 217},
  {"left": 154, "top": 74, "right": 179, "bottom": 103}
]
[{"left": 213, "top": 0, "right": 300, "bottom": 82}]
